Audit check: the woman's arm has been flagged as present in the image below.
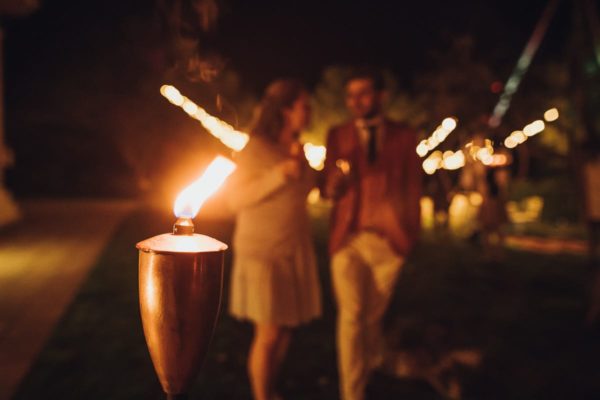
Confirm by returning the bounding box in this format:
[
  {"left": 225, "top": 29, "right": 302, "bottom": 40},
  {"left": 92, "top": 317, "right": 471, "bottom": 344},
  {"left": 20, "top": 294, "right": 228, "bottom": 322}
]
[{"left": 228, "top": 165, "right": 289, "bottom": 211}]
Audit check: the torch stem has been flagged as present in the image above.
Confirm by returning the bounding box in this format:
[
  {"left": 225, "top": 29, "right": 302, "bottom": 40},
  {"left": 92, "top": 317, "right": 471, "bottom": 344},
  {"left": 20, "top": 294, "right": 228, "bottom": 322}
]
[{"left": 173, "top": 217, "right": 195, "bottom": 235}]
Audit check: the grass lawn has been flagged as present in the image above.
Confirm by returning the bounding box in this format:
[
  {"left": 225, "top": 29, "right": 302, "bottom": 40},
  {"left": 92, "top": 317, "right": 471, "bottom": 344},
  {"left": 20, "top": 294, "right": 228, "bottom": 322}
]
[{"left": 12, "top": 206, "right": 600, "bottom": 399}]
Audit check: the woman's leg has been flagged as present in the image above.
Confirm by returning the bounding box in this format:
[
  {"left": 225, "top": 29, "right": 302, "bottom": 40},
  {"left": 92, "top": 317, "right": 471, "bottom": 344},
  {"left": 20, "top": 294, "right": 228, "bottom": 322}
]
[
  {"left": 248, "top": 324, "right": 291, "bottom": 400},
  {"left": 273, "top": 329, "right": 291, "bottom": 379}
]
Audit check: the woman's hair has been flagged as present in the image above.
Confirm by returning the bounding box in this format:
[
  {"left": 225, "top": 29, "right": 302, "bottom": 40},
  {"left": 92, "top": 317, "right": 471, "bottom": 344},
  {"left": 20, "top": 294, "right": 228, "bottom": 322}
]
[{"left": 251, "top": 79, "right": 305, "bottom": 143}]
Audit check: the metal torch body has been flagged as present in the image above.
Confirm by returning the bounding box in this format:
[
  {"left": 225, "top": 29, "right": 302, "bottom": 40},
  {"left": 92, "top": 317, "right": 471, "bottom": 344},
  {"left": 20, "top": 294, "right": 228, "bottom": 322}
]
[{"left": 138, "top": 241, "right": 225, "bottom": 397}]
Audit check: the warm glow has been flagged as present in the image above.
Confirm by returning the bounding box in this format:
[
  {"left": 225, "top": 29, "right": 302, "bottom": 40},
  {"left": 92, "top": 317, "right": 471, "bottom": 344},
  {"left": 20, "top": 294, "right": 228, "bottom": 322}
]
[
  {"left": 303, "top": 143, "right": 327, "bottom": 171},
  {"left": 512, "top": 130, "right": 527, "bottom": 144},
  {"left": 442, "top": 150, "right": 465, "bottom": 170},
  {"left": 469, "top": 192, "right": 483, "bottom": 206},
  {"left": 160, "top": 85, "right": 250, "bottom": 151},
  {"left": 507, "top": 196, "right": 544, "bottom": 224},
  {"left": 503, "top": 116, "right": 547, "bottom": 151},
  {"left": 544, "top": 107, "right": 559, "bottom": 122},
  {"left": 336, "top": 159, "right": 351, "bottom": 175},
  {"left": 160, "top": 85, "right": 184, "bottom": 106},
  {"left": 433, "top": 129, "right": 446, "bottom": 142},
  {"left": 442, "top": 117, "right": 457, "bottom": 131},
  {"left": 416, "top": 117, "right": 458, "bottom": 157},
  {"left": 416, "top": 140, "right": 429, "bottom": 157},
  {"left": 307, "top": 187, "right": 321, "bottom": 204},
  {"left": 477, "top": 148, "right": 492, "bottom": 165},
  {"left": 524, "top": 120, "right": 545, "bottom": 137},
  {"left": 173, "top": 156, "right": 237, "bottom": 218},
  {"left": 182, "top": 99, "right": 199, "bottom": 116},
  {"left": 145, "top": 264, "right": 157, "bottom": 313},
  {"left": 504, "top": 137, "right": 517, "bottom": 149},
  {"left": 422, "top": 158, "right": 439, "bottom": 175},
  {"left": 489, "top": 154, "right": 508, "bottom": 166},
  {"left": 430, "top": 150, "right": 443, "bottom": 161},
  {"left": 422, "top": 150, "right": 444, "bottom": 174},
  {"left": 448, "top": 193, "right": 480, "bottom": 237},
  {"left": 420, "top": 196, "right": 434, "bottom": 230}
]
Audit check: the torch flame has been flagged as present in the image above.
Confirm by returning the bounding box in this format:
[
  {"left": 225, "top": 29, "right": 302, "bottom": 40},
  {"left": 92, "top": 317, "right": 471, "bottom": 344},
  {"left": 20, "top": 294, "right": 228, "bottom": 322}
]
[
  {"left": 174, "top": 156, "right": 237, "bottom": 219},
  {"left": 160, "top": 85, "right": 250, "bottom": 151}
]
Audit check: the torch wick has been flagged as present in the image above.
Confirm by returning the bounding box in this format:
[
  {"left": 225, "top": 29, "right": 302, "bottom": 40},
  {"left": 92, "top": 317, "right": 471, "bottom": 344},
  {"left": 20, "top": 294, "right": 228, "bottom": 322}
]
[{"left": 173, "top": 217, "right": 195, "bottom": 235}]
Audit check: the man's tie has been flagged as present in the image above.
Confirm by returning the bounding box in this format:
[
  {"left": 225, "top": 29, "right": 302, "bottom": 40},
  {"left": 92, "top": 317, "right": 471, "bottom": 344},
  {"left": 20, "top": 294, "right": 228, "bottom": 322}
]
[{"left": 367, "top": 125, "right": 377, "bottom": 164}]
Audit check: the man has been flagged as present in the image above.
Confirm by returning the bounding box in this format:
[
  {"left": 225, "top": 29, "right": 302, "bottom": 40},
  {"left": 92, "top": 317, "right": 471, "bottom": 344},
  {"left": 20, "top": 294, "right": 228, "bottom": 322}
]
[{"left": 322, "top": 68, "right": 422, "bottom": 400}]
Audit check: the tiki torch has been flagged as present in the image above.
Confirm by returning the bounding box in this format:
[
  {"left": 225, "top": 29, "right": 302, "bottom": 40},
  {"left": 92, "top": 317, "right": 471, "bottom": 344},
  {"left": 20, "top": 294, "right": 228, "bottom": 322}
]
[{"left": 136, "top": 156, "right": 236, "bottom": 400}]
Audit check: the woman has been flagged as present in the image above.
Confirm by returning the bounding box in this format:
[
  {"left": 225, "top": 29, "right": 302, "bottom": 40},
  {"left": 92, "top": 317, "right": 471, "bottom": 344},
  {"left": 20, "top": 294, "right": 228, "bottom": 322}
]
[{"left": 228, "top": 79, "right": 322, "bottom": 400}]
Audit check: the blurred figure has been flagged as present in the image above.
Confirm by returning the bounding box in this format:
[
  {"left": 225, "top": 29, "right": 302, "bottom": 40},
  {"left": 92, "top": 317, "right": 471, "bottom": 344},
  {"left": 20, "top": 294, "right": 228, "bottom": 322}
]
[
  {"left": 430, "top": 170, "right": 453, "bottom": 236},
  {"left": 228, "top": 79, "right": 321, "bottom": 400},
  {"left": 582, "top": 141, "right": 600, "bottom": 324},
  {"left": 322, "top": 68, "right": 422, "bottom": 400},
  {"left": 477, "top": 164, "right": 509, "bottom": 262},
  {"left": 583, "top": 142, "right": 600, "bottom": 267}
]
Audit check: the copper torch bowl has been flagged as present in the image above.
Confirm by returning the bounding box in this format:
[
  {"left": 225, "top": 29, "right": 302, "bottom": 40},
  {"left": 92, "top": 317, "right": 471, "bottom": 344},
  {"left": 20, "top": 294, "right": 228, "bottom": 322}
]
[{"left": 138, "top": 247, "right": 225, "bottom": 398}]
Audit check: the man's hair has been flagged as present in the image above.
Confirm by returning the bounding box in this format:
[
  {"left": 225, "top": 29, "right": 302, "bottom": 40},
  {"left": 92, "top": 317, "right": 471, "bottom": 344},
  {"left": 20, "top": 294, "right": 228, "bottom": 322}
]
[{"left": 345, "top": 67, "right": 385, "bottom": 92}]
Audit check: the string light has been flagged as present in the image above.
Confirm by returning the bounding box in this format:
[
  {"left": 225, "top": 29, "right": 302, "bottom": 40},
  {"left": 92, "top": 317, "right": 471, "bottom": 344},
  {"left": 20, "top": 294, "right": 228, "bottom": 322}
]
[
  {"left": 161, "top": 84, "right": 325, "bottom": 171},
  {"left": 523, "top": 120, "right": 545, "bottom": 137},
  {"left": 161, "top": 85, "right": 250, "bottom": 151},
  {"left": 416, "top": 117, "right": 458, "bottom": 157},
  {"left": 503, "top": 110, "right": 557, "bottom": 150},
  {"left": 543, "top": 107, "right": 559, "bottom": 122}
]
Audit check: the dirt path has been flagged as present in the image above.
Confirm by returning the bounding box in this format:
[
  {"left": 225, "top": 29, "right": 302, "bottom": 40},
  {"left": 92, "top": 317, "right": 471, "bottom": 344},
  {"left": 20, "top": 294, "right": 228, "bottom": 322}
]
[{"left": 0, "top": 199, "right": 135, "bottom": 400}]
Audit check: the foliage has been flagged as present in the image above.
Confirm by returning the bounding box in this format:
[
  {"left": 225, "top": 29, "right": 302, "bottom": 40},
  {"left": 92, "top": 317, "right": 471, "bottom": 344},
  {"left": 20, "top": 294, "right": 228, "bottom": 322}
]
[
  {"left": 415, "top": 36, "right": 498, "bottom": 144},
  {"left": 509, "top": 176, "right": 581, "bottom": 223}
]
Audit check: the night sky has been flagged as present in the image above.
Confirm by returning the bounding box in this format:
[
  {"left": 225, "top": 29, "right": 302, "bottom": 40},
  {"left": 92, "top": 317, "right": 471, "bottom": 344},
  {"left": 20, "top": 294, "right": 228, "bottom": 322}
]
[
  {"left": 215, "top": 0, "right": 568, "bottom": 90},
  {"left": 2, "top": 0, "right": 576, "bottom": 196},
  {"left": 4, "top": 0, "right": 570, "bottom": 94}
]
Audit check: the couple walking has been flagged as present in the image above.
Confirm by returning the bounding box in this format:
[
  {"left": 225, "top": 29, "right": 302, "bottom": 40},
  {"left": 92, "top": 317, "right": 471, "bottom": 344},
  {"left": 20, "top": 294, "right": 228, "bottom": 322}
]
[{"left": 227, "top": 68, "right": 422, "bottom": 400}]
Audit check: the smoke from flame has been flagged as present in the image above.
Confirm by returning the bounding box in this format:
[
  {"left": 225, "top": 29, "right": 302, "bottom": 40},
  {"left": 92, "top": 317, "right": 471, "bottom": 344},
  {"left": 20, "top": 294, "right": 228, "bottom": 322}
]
[{"left": 158, "top": 0, "right": 223, "bottom": 83}]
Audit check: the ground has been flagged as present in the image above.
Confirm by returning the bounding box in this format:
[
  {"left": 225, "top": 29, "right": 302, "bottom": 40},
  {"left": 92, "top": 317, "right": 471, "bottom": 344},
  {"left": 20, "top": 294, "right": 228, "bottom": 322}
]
[{"left": 5, "top": 204, "right": 600, "bottom": 399}]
